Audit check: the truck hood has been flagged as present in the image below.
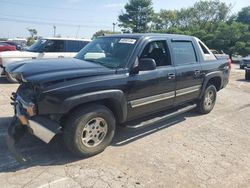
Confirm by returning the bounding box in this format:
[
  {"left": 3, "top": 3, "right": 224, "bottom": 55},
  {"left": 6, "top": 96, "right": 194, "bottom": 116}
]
[
  {"left": 0, "top": 50, "right": 37, "bottom": 58},
  {"left": 6, "top": 58, "right": 114, "bottom": 84}
]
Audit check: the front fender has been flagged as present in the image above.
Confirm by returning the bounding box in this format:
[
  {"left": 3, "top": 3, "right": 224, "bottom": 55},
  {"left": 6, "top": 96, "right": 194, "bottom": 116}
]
[{"left": 62, "top": 90, "right": 127, "bottom": 123}]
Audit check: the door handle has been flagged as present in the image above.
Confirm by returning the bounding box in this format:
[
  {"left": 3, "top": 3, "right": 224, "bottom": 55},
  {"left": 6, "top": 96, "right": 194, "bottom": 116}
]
[{"left": 168, "top": 73, "right": 175, "bottom": 80}]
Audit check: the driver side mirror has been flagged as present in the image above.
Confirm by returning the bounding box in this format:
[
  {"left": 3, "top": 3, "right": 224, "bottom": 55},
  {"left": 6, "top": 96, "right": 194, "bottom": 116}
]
[
  {"left": 138, "top": 58, "right": 156, "bottom": 71},
  {"left": 130, "top": 58, "right": 156, "bottom": 75}
]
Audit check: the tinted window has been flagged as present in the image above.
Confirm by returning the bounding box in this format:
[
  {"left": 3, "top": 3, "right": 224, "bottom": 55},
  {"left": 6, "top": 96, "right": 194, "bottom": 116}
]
[
  {"left": 172, "top": 41, "right": 197, "bottom": 65},
  {"left": 140, "top": 40, "right": 171, "bottom": 66},
  {"left": 65, "top": 41, "right": 79, "bottom": 52},
  {"left": 79, "top": 41, "right": 89, "bottom": 50},
  {"left": 65, "top": 41, "right": 89, "bottom": 52},
  {"left": 199, "top": 41, "right": 210, "bottom": 54},
  {"left": 43, "top": 40, "right": 64, "bottom": 52}
]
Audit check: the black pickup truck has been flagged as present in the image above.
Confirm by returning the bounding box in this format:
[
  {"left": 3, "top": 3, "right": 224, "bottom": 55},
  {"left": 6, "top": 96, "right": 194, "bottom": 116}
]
[{"left": 6, "top": 34, "right": 230, "bottom": 163}]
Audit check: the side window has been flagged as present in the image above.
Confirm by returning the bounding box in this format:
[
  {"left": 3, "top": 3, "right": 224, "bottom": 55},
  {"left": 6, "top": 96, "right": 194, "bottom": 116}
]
[
  {"left": 65, "top": 41, "right": 89, "bottom": 52},
  {"left": 198, "top": 41, "right": 210, "bottom": 54},
  {"left": 197, "top": 39, "right": 216, "bottom": 61},
  {"left": 140, "top": 40, "right": 171, "bottom": 67},
  {"left": 65, "top": 41, "right": 80, "bottom": 52},
  {"left": 171, "top": 41, "right": 197, "bottom": 65},
  {"left": 79, "top": 41, "right": 89, "bottom": 51},
  {"left": 43, "top": 40, "right": 64, "bottom": 52}
]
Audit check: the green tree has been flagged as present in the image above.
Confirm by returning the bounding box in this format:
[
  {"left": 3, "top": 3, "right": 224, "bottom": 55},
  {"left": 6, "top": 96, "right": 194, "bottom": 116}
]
[
  {"left": 92, "top": 30, "right": 120, "bottom": 39},
  {"left": 152, "top": 10, "right": 178, "bottom": 30},
  {"left": 27, "top": 37, "right": 35, "bottom": 46},
  {"left": 26, "top": 28, "right": 38, "bottom": 46},
  {"left": 27, "top": 28, "right": 37, "bottom": 38},
  {"left": 118, "top": 0, "right": 154, "bottom": 33},
  {"left": 237, "top": 6, "right": 250, "bottom": 25},
  {"left": 212, "top": 22, "right": 250, "bottom": 57}
]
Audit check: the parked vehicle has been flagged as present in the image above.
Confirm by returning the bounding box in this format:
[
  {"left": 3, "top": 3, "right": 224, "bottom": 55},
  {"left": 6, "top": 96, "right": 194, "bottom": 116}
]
[
  {"left": 245, "top": 64, "right": 250, "bottom": 80},
  {"left": 7, "top": 38, "right": 27, "bottom": 47},
  {"left": 0, "top": 42, "right": 16, "bottom": 52},
  {"left": 2, "top": 41, "right": 23, "bottom": 50},
  {"left": 0, "top": 37, "right": 91, "bottom": 82},
  {"left": 6, "top": 34, "right": 230, "bottom": 163},
  {"left": 240, "top": 55, "right": 250, "bottom": 69}
]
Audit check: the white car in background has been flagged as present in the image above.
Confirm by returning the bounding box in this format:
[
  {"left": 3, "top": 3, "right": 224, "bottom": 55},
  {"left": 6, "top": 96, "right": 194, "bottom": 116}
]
[{"left": 0, "top": 37, "right": 91, "bottom": 82}]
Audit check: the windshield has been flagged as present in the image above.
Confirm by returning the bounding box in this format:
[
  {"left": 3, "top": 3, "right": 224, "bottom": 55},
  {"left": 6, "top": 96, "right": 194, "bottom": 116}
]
[
  {"left": 75, "top": 37, "right": 137, "bottom": 68},
  {"left": 27, "top": 39, "right": 47, "bottom": 52}
]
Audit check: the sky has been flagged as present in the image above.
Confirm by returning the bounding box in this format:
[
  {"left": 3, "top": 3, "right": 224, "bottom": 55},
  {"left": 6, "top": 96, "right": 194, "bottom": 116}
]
[{"left": 0, "top": 0, "right": 249, "bottom": 39}]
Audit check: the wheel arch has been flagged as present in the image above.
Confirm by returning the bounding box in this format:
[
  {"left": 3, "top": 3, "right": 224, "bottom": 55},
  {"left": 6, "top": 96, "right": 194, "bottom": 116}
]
[
  {"left": 199, "top": 72, "right": 222, "bottom": 99},
  {"left": 61, "top": 90, "right": 127, "bottom": 124}
]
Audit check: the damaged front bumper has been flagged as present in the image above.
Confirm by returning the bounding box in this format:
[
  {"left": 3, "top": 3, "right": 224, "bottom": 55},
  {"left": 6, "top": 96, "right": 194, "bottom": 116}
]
[{"left": 6, "top": 93, "right": 61, "bottom": 163}]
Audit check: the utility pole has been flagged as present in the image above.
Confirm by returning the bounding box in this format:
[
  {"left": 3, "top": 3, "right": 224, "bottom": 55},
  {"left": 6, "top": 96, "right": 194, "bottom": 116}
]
[
  {"left": 112, "top": 22, "right": 117, "bottom": 32},
  {"left": 53, "top": 25, "right": 56, "bottom": 37}
]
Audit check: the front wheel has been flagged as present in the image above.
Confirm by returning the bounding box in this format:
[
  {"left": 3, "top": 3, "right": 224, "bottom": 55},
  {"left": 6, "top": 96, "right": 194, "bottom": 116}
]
[
  {"left": 63, "top": 104, "right": 116, "bottom": 157},
  {"left": 197, "top": 85, "right": 217, "bottom": 114}
]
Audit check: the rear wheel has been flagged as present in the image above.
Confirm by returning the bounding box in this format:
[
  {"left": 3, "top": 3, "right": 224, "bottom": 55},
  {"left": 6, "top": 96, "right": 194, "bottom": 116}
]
[
  {"left": 63, "top": 104, "right": 116, "bottom": 157},
  {"left": 6, "top": 72, "right": 18, "bottom": 83},
  {"left": 197, "top": 85, "right": 217, "bottom": 114}
]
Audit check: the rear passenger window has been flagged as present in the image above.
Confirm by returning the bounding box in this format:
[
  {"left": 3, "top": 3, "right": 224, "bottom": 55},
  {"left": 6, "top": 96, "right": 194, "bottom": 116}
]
[
  {"left": 172, "top": 41, "right": 197, "bottom": 65},
  {"left": 79, "top": 41, "right": 89, "bottom": 50},
  {"left": 65, "top": 41, "right": 89, "bottom": 52},
  {"left": 65, "top": 41, "right": 80, "bottom": 52}
]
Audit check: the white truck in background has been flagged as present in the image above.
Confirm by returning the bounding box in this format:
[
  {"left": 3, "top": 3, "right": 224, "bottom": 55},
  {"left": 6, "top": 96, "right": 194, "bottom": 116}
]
[{"left": 0, "top": 37, "right": 91, "bottom": 82}]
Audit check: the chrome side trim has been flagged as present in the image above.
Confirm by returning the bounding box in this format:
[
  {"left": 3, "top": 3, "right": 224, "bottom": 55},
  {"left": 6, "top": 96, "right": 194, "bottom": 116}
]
[
  {"left": 129, "top": 85, "right": 202, "bottom": 108},
  {"left": 130, "top": 91, "right": 175, "bottom": 108},
  {"left": 176, "top": 85, "right": 201, "bottom": 97}
]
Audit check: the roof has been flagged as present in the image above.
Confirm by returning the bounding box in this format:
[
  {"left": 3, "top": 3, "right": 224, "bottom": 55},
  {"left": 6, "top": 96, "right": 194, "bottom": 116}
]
[
  {"left": 42, "top": 37, "right": 91, "bottom": 41},
  {"left": 101, "top": 33, "right": 194, "bottom": 40}
]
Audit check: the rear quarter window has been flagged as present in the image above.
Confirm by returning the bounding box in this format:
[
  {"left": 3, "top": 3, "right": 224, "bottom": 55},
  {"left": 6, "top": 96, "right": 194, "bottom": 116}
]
[{"left": 171, "top": 41, "right": 197, "bottom": 65}]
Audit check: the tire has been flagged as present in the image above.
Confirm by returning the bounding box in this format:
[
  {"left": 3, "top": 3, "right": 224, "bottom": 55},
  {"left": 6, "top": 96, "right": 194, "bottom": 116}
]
[
  {"left": 197, "top": 85, "right": 217, "bottom": 114},
  {"left": 63, "top": 104, "right": 116, "bottom": 157},
  {"left": 245, "top": 72, "right": 250, "bottom": 80},
  {"left": 6, "top": 72, "right": 18, "bottom": 83}
]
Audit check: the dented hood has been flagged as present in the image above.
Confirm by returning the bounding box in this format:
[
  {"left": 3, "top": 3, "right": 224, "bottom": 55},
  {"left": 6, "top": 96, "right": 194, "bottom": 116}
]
[{"left": 6, "top": 58, "right": 114, "bottom": 84}]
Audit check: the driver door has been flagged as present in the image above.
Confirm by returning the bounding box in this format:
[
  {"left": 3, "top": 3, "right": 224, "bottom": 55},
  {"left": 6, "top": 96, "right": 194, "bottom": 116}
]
[{"left": 127, "top": 39, "right": 176, "bottom": 120}]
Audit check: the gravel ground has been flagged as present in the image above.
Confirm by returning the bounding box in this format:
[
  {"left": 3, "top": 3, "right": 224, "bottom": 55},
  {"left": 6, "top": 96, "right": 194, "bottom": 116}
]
[{"left": 0, "top": 64, "right": 250, "bottom": 188}]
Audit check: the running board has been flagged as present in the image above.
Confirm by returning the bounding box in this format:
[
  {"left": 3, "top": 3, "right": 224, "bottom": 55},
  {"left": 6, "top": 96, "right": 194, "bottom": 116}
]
[{"left": 126, "top": 104, "right": 197, "bottom": 129}]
